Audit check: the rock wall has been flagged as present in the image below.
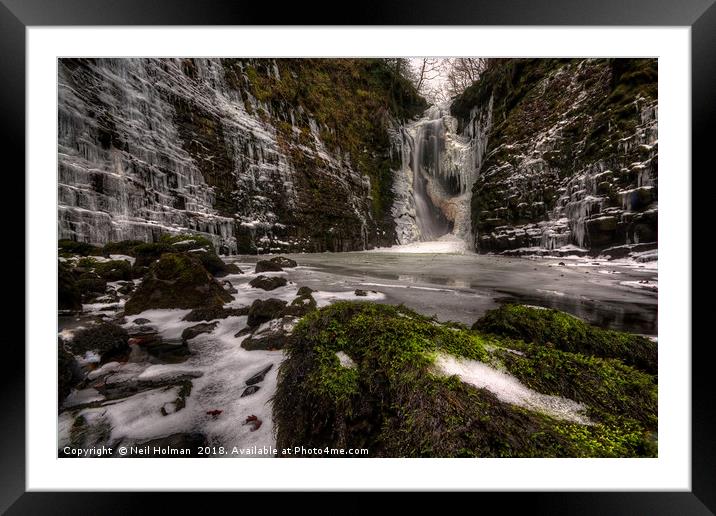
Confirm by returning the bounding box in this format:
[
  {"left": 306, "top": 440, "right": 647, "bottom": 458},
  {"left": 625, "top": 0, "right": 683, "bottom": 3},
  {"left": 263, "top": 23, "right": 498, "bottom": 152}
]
[
  {"left": 451, "top": 59, "right": 658, "bottom": 255},
  {"left": 58, "top": 58, "right": 425, "bottom": 254}
]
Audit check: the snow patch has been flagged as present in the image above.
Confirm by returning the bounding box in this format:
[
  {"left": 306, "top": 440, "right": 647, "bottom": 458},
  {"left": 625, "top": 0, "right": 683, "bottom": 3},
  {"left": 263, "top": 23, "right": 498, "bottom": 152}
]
[{"left": 432, "top": 353, "right": 592, "bottom": 425}]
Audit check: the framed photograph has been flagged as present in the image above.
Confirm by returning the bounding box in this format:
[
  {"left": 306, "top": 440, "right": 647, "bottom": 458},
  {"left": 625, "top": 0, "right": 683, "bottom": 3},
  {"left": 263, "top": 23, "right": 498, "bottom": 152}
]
[{"left": 6, "top": 0, "right": 712, "bottom": 512}]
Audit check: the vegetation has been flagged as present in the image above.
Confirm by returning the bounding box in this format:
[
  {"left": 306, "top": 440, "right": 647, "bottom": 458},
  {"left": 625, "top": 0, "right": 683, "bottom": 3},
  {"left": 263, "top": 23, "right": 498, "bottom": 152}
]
[
  {"left": 273, "top": 302, "right": 656, "bottom": 457},
  {"left": 473, "top": 305, "right": 657, "bottom": 374},
  {"left": 124, "top": 253, "right": 232, "bottom": 315},
  {"left": 67, "top": 322, "right": 130, "bottom": 364}
]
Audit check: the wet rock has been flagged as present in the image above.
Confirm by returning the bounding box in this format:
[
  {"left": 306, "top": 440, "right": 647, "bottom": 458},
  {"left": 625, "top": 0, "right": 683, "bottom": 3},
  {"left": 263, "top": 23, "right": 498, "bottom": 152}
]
[
  {"left": 600, "top": 242, "right": 657, "bottom": 260},
  {"left": 130, "top": 334, "right": 191, "bottom": 363},
  {"left": 221, "top": 280, "right": 238, "bottom": 294},
  {"left": 130, "top": 264, "right": 149, "bottom": 279},
  {"left": 282, "top": 292, "right": 317, "bottom": 317},
  {"left": 124, "top": 253, "right": 232, "bottom": 315},
  {"left": 296, "top": 286, "right": 314, "bottom": 296},
  {"left": 93, "top": 260, "right": 133, "bottom": 281},
  {"left": 58, "top": 261, "right": 82, "bottom": 312},
  {"left": 76, "top": 275, "right": 107, "bottom": 301},
  {"left": 234, "top": 326, "right": 252, "bottom": 338},
  {"left": 354, "top": 289, "right": 368, "bottom": 297},
  {"left": 241, "top": 385, "right": 260, "bottom": 397},
  {"left": 117, "top": 281, "right": 136, "bottom": 296},
  {"left": 245, "top": 364, "right": 273, "bottom": 386},
  {"left": 249, "top": 275, "right": 288, "bottom": 291},
  {"left": 181, "top": 321, "right": 219, "bottom": 341},
  {"left": 558, "top": 262, "right": 566, "bottom": 266},
  {"left": 255, "top": 260, "right": 283, "bottom": 273},
  {"left": 132, "top": 318, "right": 151, "bottom": 325},
  {"left": 269, "top": 256, "right": 297, "bottom": 268},
  {"left": 68, "top": 322, "right": 130, "bottom": 365},
  {"left": 241, "top": 317, "right": 298, "bottom": 351},
  {"left": 183, "top": 306, "right": 249, "bottom": 322},
  {"left": 247, "top": 298, "right": 287, "bottom": 327},
  {"left": 195, "top": 252, "right": 241, "bottom": 277}
]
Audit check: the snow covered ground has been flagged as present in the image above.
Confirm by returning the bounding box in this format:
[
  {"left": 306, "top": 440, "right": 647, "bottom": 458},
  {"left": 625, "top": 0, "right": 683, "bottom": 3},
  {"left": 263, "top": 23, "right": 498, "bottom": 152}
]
[
  {"left": 369, "top": 234, "right": 468, "bottom": 254},
  {"left": 59, "top": 246, "right": 656, "bottom": 457}
]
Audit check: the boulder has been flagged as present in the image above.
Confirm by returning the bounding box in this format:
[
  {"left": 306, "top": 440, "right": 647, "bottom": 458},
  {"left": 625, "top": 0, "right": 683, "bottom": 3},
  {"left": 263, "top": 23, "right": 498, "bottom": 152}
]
[
  {"left": 68, "top": 322, "right": 130, "bottom": 365},
  {"left": 130, "top": 334, "right": 191, "bottom": 363},
  {"left": 241, "top": 317, "right": 298, "bottom": 351},
  {"left": 124, "top": 253, "right": 232, "bottom": 315},
  {"left": 255, "top": 260, "right": 283, "bottom": 273},
  {"left": 282, "top": 291, "right": 317, "bottom": 318},
  {"left": 246, "top": 298, "right": 287, "bottom": 327},
  {"left": 182, "top": 306, "right": 249, "bottom": 322},
  {"left": 245, "top": 364, "right": 273, "bottom": 386},
  {"left": 58, "top": 261, "right": 82, "bottom": 312},
  {"left": 181, "top": 321, "right": 219, "bottom": 341},
  {"left": 241, "top": 385, "right": 260, "bottom": 397},
  {"left": 249, "top": 275, "right": 288, "bottom": 291},
  {"left": 93, "top": 260, "right": 133, "bottom": 281},
  {"left": 269, "top": 256, "right": 297, "bottom": 268},
  {"left": 296, "top": 286, "right": 314, "bottom": 296}
]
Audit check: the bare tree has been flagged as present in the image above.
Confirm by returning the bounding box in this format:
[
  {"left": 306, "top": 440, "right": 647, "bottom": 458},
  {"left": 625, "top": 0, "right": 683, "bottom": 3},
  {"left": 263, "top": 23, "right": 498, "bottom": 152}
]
[
  {"left": 443, "top": 58, "right": 489, "bottom": 98},
  {"left": 413, "top": 58, "right": 442, "bottom": 94}
]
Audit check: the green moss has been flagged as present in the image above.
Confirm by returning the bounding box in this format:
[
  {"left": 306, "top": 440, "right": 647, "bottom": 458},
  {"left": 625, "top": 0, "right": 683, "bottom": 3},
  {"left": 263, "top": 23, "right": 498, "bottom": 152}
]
[
  {"left": 273, "top": 302, "right": 656, "bottom": 457},
  {"left": 93, "top": 260, "right": 133, "bottom": 281},
  {"left": 494, "top": 343, "right": 657, "bottom": 428},
  {"left": 124, "top": 252, "right": 232, "bottom": 315},
  {"left": 473, "top": 304, "right": 657, "bottom": 374},
  {"left": 232, "top": 58, "right": 425, "bottom": 232},
  {"left": 132, "top": 242, "right": 173, "bottom": 267}
]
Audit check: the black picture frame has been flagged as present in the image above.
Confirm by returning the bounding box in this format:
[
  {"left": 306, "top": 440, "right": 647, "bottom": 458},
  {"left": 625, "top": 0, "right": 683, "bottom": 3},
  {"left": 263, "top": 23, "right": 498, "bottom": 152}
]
[{"left": 4, "top": 0, "right": 711, "bottom": 512}]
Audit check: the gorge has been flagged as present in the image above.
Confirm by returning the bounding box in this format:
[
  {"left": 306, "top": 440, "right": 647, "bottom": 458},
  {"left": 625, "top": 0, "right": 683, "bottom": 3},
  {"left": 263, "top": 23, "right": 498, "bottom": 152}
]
[
  {"left": 58, "top": 58, "right": 657, "bottom": 259},
  {"left": 56, "top": 58, "right": 659, "bottom": 459}
]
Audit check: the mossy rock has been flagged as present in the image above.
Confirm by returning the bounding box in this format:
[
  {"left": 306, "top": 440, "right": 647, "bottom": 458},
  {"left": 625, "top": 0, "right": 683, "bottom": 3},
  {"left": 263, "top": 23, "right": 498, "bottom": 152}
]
[
  {"left": 273, "top": 302, "right": 657, "bottom": 458},
  {"left": 182, "top": 306, "right": 249, "bottom": 322},
  {"left": 282, "top": 292, "right": 317, "bottom": 318},
  {"left": 75, "top": 275, "right": 107, "bottom": 299},
  {"left": 132, "top": 242, "right": 173, "bottom": 267},
  {"left": 249, "top": 275, "right": 288, "bottom": 291},
  {"left": 93, "top": 260, "right": 133, "bottom": 281},
  {"left": 472, "top": 305, "right": 657, "bottom": 374},
  {"left": 255, "top": 260, "right": 284, "bottom": 273},
  {"left": 67, "top": 322, "right": 130, "bottom": 364},
  {"left": 58, "top": 239, "right": 101, "bottom": 257},
  {"left": 247, "top": 298, "right": 287, "bottom": 327},
  {"left": 58, "top": 261, "right": 82, "bottom": 312},
  {"left": 124, "top": 253, "right": 232, "bottom": 315}
]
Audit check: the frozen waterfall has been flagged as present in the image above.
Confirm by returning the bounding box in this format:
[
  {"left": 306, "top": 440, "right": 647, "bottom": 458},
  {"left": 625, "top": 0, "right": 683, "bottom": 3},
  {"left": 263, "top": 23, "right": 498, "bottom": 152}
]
[{"left": 392, "top": 100, "right": 492, "bottom": 245}]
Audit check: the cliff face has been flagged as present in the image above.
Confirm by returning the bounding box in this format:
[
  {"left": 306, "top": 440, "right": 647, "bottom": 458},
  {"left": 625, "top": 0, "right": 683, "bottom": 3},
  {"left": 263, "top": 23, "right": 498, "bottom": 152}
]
[
  {"left": 58, "top": 58, "right": 425, "bottom": 254},
  {"left": 452, "top": 59, "right": 657, "bottom": 255}
]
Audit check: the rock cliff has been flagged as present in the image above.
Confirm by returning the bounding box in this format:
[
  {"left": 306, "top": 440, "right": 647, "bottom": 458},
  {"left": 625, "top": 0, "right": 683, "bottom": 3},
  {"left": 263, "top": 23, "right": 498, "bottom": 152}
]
[
  {"left": 452, "top": 58, "right": 657, "bottom": 255},
  {"left": 58, "top": 58, "right": 424, "bottom": 253}
]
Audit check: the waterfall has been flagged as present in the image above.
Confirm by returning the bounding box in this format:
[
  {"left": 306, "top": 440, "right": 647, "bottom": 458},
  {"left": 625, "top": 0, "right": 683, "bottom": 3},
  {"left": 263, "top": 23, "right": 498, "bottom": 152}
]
[{"left": 392, "top": 99, "right": 492, "bottom": 245}]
